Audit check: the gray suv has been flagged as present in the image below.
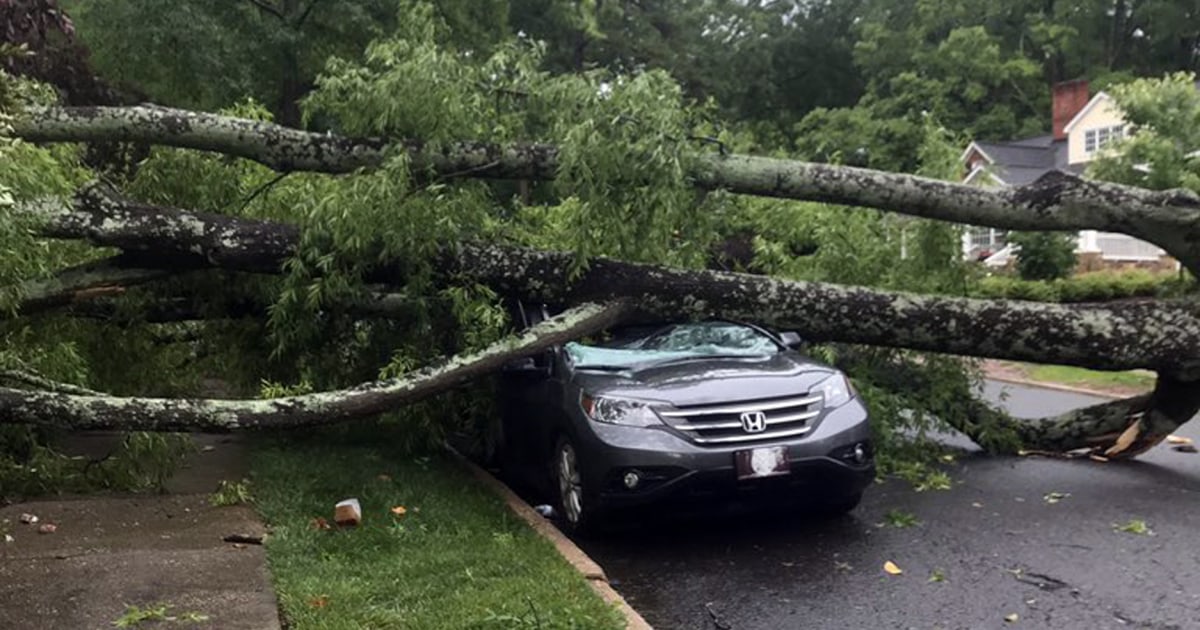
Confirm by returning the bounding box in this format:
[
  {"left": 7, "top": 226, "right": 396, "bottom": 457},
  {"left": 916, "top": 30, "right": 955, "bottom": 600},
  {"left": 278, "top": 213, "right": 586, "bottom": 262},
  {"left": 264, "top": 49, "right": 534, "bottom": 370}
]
[{"left": 497, "top": 307, "right": 874, "bottom": 533}]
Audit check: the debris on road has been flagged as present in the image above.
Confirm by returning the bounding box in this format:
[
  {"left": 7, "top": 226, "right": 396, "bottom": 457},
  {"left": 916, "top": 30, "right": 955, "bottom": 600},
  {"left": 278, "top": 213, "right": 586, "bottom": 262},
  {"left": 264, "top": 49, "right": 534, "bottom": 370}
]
[
  {"left": 335, "top": 498, "right": 362, "bottom": 527},
  {"left": 222, "top": 533, "right": 264, "bottom": 545},
  {"left": 1042, "top": 492, "right": 1070, "bottom": 504},
  {"left": 37, "top": 523, "right": 56, "bottom": 534},
  {"left": 1005, "top": 613, "right": 1020, "bottom": 623},
  {"left": 883, "top": 561, "right": 903, "bottom": 575},
  {"left": 18, "top": 513, "right": 37, "bottom": 524},
  {"left": 1166, "top": 435, "right": 1193, "bottom": 446},
  {"left": 533, "top": 504, "right": 555, "bottom": 518}
]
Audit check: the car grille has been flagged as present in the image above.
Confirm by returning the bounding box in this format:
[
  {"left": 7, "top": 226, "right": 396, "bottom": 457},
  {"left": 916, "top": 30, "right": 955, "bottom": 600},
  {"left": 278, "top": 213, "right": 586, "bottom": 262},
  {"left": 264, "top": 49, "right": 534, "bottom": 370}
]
[{"left": 658, "top": 394, "right": 823, "bottom": 445}]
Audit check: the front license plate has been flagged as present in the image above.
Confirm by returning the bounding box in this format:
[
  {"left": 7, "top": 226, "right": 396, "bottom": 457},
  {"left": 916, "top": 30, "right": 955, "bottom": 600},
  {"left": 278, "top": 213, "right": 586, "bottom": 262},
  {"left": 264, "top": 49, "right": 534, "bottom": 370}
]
[{"left": 735, "top": 446, "right": 790, "bottom": 480}]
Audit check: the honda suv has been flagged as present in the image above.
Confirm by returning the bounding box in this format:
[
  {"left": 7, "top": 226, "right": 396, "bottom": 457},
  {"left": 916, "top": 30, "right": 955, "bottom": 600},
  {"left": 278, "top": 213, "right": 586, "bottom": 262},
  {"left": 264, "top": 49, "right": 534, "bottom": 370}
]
[{"left": 496, "top": 306, "right": 874, "bottom": 533}]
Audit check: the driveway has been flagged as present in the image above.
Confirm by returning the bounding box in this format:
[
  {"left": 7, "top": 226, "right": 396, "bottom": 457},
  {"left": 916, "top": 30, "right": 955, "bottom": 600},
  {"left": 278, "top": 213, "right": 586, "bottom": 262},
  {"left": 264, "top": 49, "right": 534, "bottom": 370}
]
[{"left": 576, "top": 382, "right": 1200, "bottom": 629}]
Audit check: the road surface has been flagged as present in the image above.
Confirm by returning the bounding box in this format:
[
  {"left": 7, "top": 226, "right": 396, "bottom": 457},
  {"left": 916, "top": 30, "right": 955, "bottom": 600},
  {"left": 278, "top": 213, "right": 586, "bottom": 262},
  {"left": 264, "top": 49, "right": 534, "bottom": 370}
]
[{"left": 575, "top": 382, "right": 1200, "bottom": 629}]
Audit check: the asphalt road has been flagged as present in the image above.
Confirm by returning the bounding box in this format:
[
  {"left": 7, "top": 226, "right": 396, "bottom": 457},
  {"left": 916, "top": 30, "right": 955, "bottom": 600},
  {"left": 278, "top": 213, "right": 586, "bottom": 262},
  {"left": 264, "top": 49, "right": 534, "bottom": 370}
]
[{"left": 575, "top": 383, "right": 1200, "bottom": 630}]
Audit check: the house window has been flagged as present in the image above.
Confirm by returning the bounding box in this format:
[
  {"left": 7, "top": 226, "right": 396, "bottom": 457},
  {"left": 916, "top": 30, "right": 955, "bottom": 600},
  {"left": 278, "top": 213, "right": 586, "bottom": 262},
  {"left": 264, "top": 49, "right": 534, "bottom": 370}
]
[{"left": 1084, "top": 125, "right": 1125, "bottom": 154}]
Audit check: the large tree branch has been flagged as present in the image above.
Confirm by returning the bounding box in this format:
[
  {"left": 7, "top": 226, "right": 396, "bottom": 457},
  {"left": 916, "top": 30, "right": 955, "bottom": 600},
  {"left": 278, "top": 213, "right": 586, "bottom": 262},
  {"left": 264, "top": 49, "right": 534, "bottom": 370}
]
[
  {"left": 0, "top": 301, "right": 631, "bottom": 431},
  {"left": 12, "top": 105, "right": 1200, "bottom": 273},
  {"left": 10, "top": 256, "right": 176, "bottom": 317},
  {"left": 24, "top": 188, "right": 1200, "bottom": 380}
]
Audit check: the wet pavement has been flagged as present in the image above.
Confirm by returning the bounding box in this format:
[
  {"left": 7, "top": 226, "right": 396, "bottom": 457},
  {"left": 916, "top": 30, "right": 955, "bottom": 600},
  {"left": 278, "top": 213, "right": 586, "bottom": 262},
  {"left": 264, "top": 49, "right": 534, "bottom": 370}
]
[{"left": 575, "top": 382, "right": 1200, "bottom": 629}]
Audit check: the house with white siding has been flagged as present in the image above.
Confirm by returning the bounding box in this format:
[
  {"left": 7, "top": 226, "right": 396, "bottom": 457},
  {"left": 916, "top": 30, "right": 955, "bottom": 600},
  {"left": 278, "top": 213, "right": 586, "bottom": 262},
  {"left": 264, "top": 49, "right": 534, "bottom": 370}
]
[{"left": 959, "top": 79, "right": 1175, "bottom": 270}]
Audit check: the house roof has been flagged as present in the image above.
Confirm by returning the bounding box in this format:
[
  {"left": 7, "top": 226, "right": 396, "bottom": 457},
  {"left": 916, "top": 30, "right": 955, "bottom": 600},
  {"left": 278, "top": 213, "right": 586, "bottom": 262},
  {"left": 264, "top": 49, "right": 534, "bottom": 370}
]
[
  {"left": 1062, "top": 91, "right": 1112, "bottom": 135},
  {"left": 960, "top": 136, "right": 1069, "bottom": 186}
]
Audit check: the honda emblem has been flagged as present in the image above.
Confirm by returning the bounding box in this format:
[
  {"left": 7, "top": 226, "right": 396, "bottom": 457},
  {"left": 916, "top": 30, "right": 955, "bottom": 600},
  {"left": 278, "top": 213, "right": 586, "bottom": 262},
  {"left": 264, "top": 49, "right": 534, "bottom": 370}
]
[{"left": 739, "top": 411, "right": 767, "bottom": 433}]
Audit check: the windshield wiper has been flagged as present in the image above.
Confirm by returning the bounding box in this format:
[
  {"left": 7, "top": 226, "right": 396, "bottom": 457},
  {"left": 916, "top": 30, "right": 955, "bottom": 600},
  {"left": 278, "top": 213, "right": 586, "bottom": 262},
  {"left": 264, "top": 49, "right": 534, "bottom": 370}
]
[
  {"left": 641, "top": 353, "right": 768, "bottom": 368},
  {"left": 574, "top": 364, "right": 634, "bottom": 372}
]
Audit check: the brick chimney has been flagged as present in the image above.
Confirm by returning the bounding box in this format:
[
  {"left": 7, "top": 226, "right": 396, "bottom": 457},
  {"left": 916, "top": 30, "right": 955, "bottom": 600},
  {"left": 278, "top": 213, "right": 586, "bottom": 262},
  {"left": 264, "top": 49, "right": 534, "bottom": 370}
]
[{"left": 1052, "top": 79, "right": 1090, "bottom": 141}]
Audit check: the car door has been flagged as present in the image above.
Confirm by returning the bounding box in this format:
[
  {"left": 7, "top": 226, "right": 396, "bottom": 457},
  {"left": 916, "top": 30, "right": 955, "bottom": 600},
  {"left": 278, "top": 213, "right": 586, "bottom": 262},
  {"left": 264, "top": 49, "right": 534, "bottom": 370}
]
[{"left": 497, "top": 302, "right": 561, "bottom": 483}]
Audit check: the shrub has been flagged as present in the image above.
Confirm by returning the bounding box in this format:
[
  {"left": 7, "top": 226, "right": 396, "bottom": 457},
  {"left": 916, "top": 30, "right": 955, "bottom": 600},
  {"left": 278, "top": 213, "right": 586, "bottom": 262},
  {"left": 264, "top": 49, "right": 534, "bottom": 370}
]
[{"left": 1009, "top": 232, "right": 1078, "bottom": 281}]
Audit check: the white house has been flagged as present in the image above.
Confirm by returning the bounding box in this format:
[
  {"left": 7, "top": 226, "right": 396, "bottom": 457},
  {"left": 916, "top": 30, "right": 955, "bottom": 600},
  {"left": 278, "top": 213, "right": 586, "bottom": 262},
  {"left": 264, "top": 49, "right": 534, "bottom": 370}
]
[{"left": 959, "top": 79, "right": 1173, "bottom": 270}]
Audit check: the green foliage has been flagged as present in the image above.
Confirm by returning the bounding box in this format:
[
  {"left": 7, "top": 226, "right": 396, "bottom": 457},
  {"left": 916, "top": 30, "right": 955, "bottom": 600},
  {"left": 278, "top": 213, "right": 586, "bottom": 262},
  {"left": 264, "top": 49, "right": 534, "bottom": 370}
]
[
  {"left": 111, "top": 603, "right": 209, "bottom": 627},
  {"left": 972, "top": 269, "right": 1188, "bottom": 302},
  {"left": 1090, "top": 72, "right": 1200, "bottom": 192},
  {"left": 882, "top": 509, "right": 921, "bottom": 528},
  {"left": 1, "top": 431, "right": 194, "bottom": 498},
  {"left": 1008, "top": 232, "right": 1078, "bottom": 281},
  {"left": 210, "top": 479, "right": 253, "bottom": 507}
]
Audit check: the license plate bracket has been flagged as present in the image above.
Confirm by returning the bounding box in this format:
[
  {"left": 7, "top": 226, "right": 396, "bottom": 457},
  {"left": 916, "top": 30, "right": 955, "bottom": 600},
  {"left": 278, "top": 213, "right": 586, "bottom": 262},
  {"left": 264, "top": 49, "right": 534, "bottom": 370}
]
[{"left": 735, "top": 446, "right": 790, "bottom": 480}]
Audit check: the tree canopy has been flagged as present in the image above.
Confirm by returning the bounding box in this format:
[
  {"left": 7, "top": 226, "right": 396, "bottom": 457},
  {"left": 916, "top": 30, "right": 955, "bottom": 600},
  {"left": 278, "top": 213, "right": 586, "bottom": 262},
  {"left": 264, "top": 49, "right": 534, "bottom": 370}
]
[{"left": 2, "top": 0, "right": 1199, "bottom": 495}]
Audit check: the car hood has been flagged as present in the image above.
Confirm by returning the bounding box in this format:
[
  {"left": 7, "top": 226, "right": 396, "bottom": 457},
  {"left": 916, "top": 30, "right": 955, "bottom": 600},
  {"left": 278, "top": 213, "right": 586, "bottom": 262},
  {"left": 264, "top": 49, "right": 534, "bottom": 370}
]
[{"left": 572, "top": 353, "right": 836, "bottom": 407}]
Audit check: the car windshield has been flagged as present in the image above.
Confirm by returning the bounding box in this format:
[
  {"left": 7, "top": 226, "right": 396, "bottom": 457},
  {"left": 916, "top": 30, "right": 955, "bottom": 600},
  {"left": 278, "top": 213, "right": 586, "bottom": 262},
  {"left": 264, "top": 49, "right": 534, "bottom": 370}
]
[{"left": 565, "top": 321, "right": 780, "bottom": 369}]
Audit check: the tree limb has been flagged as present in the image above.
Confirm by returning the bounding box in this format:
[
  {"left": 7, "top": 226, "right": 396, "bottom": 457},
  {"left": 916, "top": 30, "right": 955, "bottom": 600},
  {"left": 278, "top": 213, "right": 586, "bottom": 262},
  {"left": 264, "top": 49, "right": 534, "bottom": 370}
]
[
  {"left": 11, "top": 256, "right": 176, "bottom": 317},
  {"left": 25, "top": 188, "right": 1200, "bottom": 380},
  {"left": 0, "top": 300, "right": 631, "bottom": 431},
  {"left": 12, "top": 105, "right": 1200, "bottom": 273},
  {"left": 0, "top": 370, "right": 104, "bottom": 396}
]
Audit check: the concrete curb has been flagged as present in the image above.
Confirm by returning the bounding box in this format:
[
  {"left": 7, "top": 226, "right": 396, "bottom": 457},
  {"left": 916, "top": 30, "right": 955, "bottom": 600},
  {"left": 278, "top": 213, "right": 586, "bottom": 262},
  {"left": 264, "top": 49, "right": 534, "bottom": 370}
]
[
  {"left": 445, "top": 445, "right": 653, "bottom": 630},
  {"left": 985, "top": 374, "right": 1126, "bottom": 400}
]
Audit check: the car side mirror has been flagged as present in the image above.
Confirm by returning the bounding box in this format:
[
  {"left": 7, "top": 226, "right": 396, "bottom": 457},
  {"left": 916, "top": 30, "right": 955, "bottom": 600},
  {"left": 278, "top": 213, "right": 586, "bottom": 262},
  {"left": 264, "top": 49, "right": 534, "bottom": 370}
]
[{"left": 779, "top": 331, "right": 806, "bottom": 350}]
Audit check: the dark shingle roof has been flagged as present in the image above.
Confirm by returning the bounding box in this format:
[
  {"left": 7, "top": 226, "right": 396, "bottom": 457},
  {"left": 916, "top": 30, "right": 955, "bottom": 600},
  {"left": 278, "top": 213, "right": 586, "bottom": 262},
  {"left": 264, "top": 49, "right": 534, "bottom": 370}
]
[{"left": 970, "top": 136, "right": 1069, "bottom": 184}]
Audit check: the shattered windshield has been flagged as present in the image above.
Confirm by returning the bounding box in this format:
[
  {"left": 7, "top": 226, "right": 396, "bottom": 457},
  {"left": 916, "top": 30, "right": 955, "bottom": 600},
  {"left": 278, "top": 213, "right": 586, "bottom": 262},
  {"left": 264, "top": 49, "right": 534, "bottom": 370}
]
[{"left": 566, "top": 321, "right": 780, "bottom": 369}]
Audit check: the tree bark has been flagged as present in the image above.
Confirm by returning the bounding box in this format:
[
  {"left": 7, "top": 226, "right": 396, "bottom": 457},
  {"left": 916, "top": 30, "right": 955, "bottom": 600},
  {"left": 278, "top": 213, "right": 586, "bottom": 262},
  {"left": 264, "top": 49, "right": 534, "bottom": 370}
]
[
  {"left": 23, "top": 188, "right": 1200, "bottom": 380},
  {"left": 0, "top": 301, "right": 631, "bottom": 431},
  {"left": 11, "top": 256, "right": 174, "bottom": 317},
  {"left": 12, "top": 105, "right": 1200, "bottom": 274}
]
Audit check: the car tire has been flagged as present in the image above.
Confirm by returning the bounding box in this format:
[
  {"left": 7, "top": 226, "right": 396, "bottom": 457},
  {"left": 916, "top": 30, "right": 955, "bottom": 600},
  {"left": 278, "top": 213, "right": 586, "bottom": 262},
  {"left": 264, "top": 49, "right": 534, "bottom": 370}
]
[
  {"left": 551, "top": 435, "right": 600, "bottom": 535},
  {"left": 813, "top": 490, "right": 863, "bottom": 518}
]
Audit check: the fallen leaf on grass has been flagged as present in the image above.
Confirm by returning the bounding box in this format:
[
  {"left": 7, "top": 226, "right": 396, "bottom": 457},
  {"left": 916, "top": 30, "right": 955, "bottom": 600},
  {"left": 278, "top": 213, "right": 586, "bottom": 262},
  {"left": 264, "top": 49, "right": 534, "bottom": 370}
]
[
  {"left": 883, "top": 561, "right": 903, "bottom": 575},
  {"left": 309, "top": 517, "right": 332, "bottom": 531},
  {"left": 308, "top": 596, "right": 329, "bottom": 609},
  {"left": 1166, "top": 435, "right": 1193, "bottom": 445},
  {"left": 390, "top": 506, "right": 408, "bottom": 517},
  {"left": 376, "top": 474, "right": 392, "bottom": 482}
]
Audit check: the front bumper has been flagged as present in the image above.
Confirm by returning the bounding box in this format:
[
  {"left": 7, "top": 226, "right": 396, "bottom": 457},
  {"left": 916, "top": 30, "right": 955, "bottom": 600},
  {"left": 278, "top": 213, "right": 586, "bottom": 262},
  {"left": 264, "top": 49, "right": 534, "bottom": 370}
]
[{"left": 572, "top": 397, "right": 874, "bottom": 509}]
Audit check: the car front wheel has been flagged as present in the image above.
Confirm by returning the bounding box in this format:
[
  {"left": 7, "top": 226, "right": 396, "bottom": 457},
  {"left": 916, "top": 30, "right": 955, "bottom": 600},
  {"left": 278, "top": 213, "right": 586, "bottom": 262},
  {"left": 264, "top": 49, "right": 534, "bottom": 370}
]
[{"left": 552, "top": 436, "right": 598, "bottom": 534}]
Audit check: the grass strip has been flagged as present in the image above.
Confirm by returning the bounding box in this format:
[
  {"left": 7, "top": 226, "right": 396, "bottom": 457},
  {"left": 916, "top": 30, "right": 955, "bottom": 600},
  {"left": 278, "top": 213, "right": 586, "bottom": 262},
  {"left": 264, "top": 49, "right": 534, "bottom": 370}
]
[{"left": 251, "top": 439, "right": 624, "bottom": 629}]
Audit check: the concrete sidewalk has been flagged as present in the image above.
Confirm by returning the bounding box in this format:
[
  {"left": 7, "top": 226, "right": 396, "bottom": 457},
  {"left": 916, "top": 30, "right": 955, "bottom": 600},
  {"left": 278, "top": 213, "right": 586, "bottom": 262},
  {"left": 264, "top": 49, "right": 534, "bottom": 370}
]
[{"left": 0, "top": 435, "right": 280, "bottom": 630}]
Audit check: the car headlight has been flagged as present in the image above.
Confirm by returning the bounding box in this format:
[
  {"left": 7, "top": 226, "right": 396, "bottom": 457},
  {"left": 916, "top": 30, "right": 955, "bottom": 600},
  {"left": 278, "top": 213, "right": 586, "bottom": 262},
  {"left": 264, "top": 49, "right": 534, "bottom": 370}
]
[
  {"left": 815, "top": 373, "right": 854, "bottom": 408},
  {"left": 580, "top": 394, "right": 663, "bottom": 427}
]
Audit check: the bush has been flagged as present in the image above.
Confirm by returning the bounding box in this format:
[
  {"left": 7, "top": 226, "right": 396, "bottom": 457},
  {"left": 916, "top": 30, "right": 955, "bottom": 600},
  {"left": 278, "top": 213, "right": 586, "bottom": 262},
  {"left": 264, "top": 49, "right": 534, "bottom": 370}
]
[
  {"left": 1008, "top": 232, "right": 1078, "bottom": 280},
  {"left": 971, "top": 269, "right": 1189, "bottom": 302}
]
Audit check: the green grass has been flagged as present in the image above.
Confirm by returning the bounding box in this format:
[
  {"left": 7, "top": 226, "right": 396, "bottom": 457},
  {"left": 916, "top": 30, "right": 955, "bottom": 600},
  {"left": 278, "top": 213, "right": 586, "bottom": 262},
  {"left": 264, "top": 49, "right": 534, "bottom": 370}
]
[
  {"left": 251, "top": 440, "right": 624, "bottom": 630},
  {"left": 1025, "top": 364, "right": 1155, "bottom": 391}
]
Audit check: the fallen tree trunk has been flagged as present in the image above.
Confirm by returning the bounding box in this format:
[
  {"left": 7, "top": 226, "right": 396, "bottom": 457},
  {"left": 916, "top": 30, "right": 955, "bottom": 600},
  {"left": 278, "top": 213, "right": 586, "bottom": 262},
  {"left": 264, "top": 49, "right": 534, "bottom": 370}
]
[
  {"left": 12, "top": 106, "right": 1200, "bottom": 275},
  {"left": 0, "top": 301, "right": 630, "bottom": 431},
  {"left": 25, "top": 188, "right": 1200, "bottom": 380}
]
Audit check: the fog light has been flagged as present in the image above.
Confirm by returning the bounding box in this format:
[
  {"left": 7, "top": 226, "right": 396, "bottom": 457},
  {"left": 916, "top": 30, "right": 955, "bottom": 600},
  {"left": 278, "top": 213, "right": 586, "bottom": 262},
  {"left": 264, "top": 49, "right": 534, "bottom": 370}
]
[
  {"left": 852, "top": 443, "right": 867, "bottom": 464},
  {"left": 623, "top": 471, "right": 642, "bottom": 489}
]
